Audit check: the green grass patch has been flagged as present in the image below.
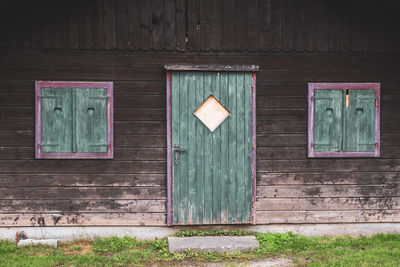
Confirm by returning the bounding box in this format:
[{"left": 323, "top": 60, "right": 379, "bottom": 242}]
[
  {"left": 173, "top": 229, "right": 254, "bottom": 237},
  {"left": 1, "top": 232, "right": 400, "bottom": 266},
  {"left": 92, "top": 236, "right": 138, "bottom": 254}
]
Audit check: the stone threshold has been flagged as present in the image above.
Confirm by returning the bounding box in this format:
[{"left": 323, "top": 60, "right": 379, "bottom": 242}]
[{"left": 167, "top": 236, "right": 260, "bottom": 253}]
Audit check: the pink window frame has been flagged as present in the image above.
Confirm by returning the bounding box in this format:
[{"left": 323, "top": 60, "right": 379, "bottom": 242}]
[
  {"left": 308, "top": 83, "right": 380, "bottom": 158},
  {"left": 35, "top": 81, "right": 114, "bottom": 159}
]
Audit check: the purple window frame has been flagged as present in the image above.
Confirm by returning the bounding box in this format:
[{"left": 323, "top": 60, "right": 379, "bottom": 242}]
[
  {"left": 308, "top": 82, "right": 380, "bottom": 158},
  {"left": 35, "top": 81, "right": 114, "bottom": 159},
  {"left": 165, "top": 65, "right": 258, "bottom": 226}
]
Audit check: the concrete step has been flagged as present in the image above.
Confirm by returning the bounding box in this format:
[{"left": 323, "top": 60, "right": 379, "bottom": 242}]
[
  {"left": 167, "top": 236, "right": 260, "bottom": 253},
  {"left": 17, "top": 239, "right": 59, "bottom": 247}
]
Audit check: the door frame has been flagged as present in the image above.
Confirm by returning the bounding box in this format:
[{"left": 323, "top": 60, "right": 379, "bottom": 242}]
[{"left": 165, "top": 65, "right": 258, "bottom": 226}]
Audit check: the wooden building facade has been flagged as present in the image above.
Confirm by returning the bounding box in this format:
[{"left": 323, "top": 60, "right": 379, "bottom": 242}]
[{"left": 1, "top": 0, "right": 400, "bottom": 228}]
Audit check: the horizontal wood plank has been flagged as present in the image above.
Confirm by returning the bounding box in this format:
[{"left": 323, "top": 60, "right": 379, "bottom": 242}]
[
  {"left": 257, "top": 159, "right": 400, "bottom": 172},
  {"left": 257, "top": 184, "right": 400, "bottom": 198},
  {"left": 257, "top": 210, "right": 400, "bottom": 224},
  {"left": 257, "top": 146, "right": 400, "bottom": 160},
  {"left": 0, "top": 199, "right": 165, "bottom": 213},
  {"left": 0, "top": 160, "right": 166, "bottom": 173},
  {"left": 0, "top": 174, "right": 165, "bottom": 187},
  {"left": 257, "top": 197, "right": 400, "bottom": 211},
  {"left": 257, "top": 172, "right": 400, "bottom": 185},
  {"left": 0, "top": 213, "right": 165, "bottom": 226},
  {"left": 0, "top": 186, "right": 166, "bottom": 200}
]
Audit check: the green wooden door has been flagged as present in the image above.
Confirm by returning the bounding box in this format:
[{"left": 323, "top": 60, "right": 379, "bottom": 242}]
[{"left": 171, "top": 71, "right": 253, "bottom": 224}]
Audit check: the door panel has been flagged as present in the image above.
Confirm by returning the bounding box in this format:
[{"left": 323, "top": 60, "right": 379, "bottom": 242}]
[{"left": 171, "top": 71, "right": 253, "bottom": 224}]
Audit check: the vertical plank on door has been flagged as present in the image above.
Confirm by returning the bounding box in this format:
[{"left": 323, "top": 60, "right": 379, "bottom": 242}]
[
  {"left": 228, "top": 73, "right": 237, "bottom": 223},
  {"left": 187, "top": 73, "right": 197, "bottom": 223},
  {"left": 179, "top": 73, "right": 189, "bottom": 223},
  {"left": 203, "top": 73, "right": 213, "bottom": 222},
  {"left": 236, "top": 73, "right": 246, "bottom": 221},
  {"left": 171, "top": 73, "right": 180, "bottom": 223},
  {"left": 211, "top": 73, "right": 221, "bottom": 223},
  {"left": 244, "top": 73, "right": 252, "bottom": 223},
  {"left": 220, "top": 73, "right": 229, "bottom": 223},
  {"left": 195, "top": 73, "right": 205, "bottom": 223}
]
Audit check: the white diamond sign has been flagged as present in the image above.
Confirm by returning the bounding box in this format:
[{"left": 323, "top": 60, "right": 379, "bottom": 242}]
[{"left": 194, "top": 95, "right": 230, "bottom": 132}]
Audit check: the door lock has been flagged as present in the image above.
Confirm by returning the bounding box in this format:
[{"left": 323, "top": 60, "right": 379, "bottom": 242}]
[{"left": 173, "top": 144, "right": 187, "bottom": 165}]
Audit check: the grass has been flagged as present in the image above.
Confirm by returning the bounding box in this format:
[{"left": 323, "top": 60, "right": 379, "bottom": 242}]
[{"left": 1, "top": 232, "right": 400, "bottom": 266}]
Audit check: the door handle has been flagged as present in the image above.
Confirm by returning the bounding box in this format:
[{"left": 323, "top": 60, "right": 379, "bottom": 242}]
[{"left": 173, "top": 145, "right": 186, "bottom": 165}]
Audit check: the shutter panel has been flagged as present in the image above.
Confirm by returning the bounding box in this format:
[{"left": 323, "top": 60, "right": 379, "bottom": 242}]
[
  {"left": 75, "top": 88, "right": 108, "bottom": 153},
  {"left": 314, "top": 89, "right": 343, "bottom": 152},
  {"left": 41, "top": 88, "right": 73, "bottom": 152},
  {"left": 344, "top": 89, "right": 375, "bottom": 152}
]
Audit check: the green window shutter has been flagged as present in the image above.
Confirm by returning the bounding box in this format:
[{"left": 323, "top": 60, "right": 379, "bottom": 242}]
[
  {"left": 344, "top": 89, "right": 375, "bottom": 152},
  {"left": 75, "top": 88, "right": 108, "bottom": 153},
  {"left": 41, "top": 88, "right": 73, "bottom": 152},
  {"left": 314, "top": 89, "right": 343, "bottom": 152}
]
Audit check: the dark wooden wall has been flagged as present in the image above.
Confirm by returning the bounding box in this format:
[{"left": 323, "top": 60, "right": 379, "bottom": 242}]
[
  {"left": 1, "top": 0, "right": 400, "bottom": 52},
  {"left": 1, "top": 0, "right": 400, "bottom": 226}
]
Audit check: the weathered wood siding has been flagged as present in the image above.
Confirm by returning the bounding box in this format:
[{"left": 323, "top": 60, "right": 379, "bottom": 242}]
[
  {"left": 0, "top": 0, "right": 399, "bottom": 52},
  {"left": 0, "top": 0, "right": 400, "bottom": 226}
]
